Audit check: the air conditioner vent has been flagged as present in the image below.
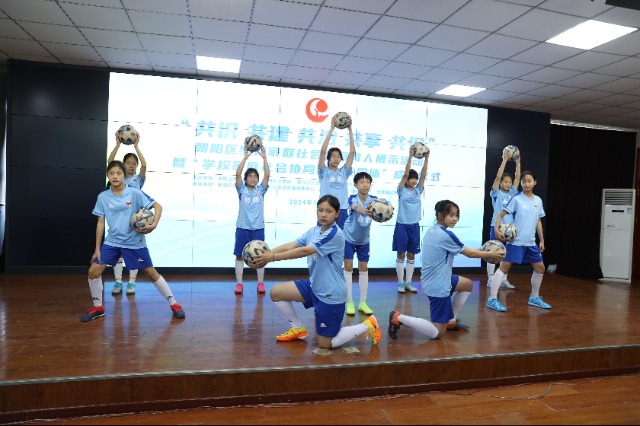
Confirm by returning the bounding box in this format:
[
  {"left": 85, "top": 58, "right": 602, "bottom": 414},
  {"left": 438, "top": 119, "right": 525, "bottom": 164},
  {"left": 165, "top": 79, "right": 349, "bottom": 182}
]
[{"left": 603, "top": 189, "right": 633, "bottom": 205}]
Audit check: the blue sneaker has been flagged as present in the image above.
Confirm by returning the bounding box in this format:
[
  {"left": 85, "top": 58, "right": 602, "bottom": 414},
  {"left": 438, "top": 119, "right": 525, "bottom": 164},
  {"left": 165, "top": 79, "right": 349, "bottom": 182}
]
[
  {"left": 486, "top": 297, "right": 507, "bottom": 312},
  {"left": 528, "top": 295, "right": 551, "bottom": 309},
  {"left": 126, "top": 283, "right": 136, "bottom": 294},
  {"left": 111, "top": 282, "right": 123, "bottom": 295}
]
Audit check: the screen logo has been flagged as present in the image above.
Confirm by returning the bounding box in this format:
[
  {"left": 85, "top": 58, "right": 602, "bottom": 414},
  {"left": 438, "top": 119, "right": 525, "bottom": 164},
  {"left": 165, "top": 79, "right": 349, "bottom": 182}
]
[{"left": 306, "top": 98, "right": 329, "bottom": 123}]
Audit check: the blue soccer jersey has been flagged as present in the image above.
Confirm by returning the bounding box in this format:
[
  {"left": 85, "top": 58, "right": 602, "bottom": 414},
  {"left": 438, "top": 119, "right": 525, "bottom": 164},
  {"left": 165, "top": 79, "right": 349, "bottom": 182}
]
[
  {"left": 296, "top": 224, "right": 346, "bottom": 304},
  {"left": 504, "top": 193, "right": 545, "bottom": 246},
  {"left": 236, "top": 183, "right": 268, "bottom": 230},
  {"left": 420, "top": 224, "right": 465, "bottom": 298},
  {"left": 92, "top": 186, "right": 155, "bottom": 249},
  {"left": 125, "top": 173, "right": 145, "bottom": 190},
  {"left": 318, "top": 165, "right": 352, "bottom": 209},
  {"left": 490, "top": 186, "right": 517, "bottom": 226},
  {"left": 343, "top": 194, "right": 376, "bottom": 245},
  {"left": 396, "top": 185, "right": 424, "bottom": 224}
]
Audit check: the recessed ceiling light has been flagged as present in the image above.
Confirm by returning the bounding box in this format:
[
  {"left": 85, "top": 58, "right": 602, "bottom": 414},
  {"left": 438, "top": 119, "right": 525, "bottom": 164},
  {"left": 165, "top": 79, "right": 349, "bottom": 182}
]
[
  {"left": 546, "top": 20, "right": 637, "bottom": 50},
  {"left": 196, "top": 56, "right": 241, "bottom": 73},
  {"left": 435, "top": 84, "right": 485, "bottom": 97}
]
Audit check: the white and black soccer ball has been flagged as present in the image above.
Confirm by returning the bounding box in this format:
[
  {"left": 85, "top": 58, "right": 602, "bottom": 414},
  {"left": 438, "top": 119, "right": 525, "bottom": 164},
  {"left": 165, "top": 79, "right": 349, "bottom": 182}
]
[
  {"left": 498, "top": 223, "right": 517, "bottom": 242},
  {"left": 130, "top": 208, "right": 154, "bottom": 229},
  {"left": 368, "top": 198, "right": 395, "bottom": 223},
  {"left": 482, "top": 240, "right": 506, "bottom": 264},
  {"left": 332, "top": 112, "right": 352, "bottom": 129},
  {"left": 412, "top": 142, "right": 430, "bottom": 159},
  {"left": 503, "top": 145, "right": 520, "bottom": 161},
  {"left": 116, "top": 124, "right": 140, "bottom": 146},
  {"left": 242, "top": 239, "right": 271, "bottom": 268},
  {"left": 244, "top": 134, "right": 263, "bottom": 152}
]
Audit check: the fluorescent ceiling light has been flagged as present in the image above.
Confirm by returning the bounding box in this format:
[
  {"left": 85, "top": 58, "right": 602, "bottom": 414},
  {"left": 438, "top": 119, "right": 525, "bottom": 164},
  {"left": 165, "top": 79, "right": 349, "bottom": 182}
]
[
  {"left": 196, "top": 56, "right": 241, "bottom": 73},
  {"left": 546, "top": 20, "right": 637, "bottom": 50},
  {"left": 435, "top": 84, "right": 485, "bottom": 97}
]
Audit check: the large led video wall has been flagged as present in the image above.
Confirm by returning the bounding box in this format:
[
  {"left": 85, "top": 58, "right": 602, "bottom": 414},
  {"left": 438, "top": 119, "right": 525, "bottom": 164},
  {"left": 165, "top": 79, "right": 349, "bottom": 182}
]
[{"left": 108, "top": 73, "right": 487, "bottom": 268}]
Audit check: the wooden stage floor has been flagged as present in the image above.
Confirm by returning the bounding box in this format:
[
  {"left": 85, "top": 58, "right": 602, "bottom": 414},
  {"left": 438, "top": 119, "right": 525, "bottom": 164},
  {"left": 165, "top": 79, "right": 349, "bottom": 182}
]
[{"left": 1, "top": 272, "right": 639, "bottom": 422}]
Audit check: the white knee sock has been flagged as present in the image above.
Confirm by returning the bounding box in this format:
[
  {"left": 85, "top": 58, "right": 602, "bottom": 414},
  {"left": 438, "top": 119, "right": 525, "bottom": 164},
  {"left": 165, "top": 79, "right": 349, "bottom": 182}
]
[
  {"left": 128, "top": 269, "right": 138, "bottom": 283},
  {"left": 273, "top": 301, "right": 303, "bottom": 329},
  {"left": 88, "top": 277, "right": 103, "bottom": 307},
  {"left": 235, "top": 259, "right": 244, "bottom": 283},
  {"left": 113, "top": 260, "right": 123, "bottom": 282},
  {"left": 397, "top": 314, "right": 439, "bottom": 339},
  {"left": 153, "top": 276, "right": 176, "bottom": 305},
  {"left": 257, "top": 267, "right": 265, "bottom": 282},
  {"left": 531, "top": 272, "right": 544, "bottom": 297},
  {"left": 344, "top": 270, "right": 353, "bottom": 302},
  {"left": 395, "top": 258, "right": 404, "bottom": 283},
  {"left": 405, "top": 260, "right": 415, "bottom": 284},
  {"left": 451, "top": 291, "right": 470, "bottom": 321},
  {"left": 331, "top": 323, "right": 368, "bottom": 348},
  {"left": 359, "top": 271, "right": 369, "bottom": 302},
  {"left": 486, "top": 263, "right": 495, "bottom": 280},
  {"left": 490, "top": 270, "right": 504, "bottom": 299}
]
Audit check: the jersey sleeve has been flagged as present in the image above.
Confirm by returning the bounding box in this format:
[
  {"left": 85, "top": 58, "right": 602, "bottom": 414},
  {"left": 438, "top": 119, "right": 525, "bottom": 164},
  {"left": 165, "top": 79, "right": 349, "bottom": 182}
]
[{"left": 310, "top": 226, "right": 340, "bottom": 257}]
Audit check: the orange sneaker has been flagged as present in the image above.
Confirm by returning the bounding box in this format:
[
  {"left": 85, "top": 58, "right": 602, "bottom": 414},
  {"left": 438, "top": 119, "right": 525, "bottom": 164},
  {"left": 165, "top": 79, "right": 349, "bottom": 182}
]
[
  {"left": 276, "top": 326, "right": 308, "bottom": 342},
  {"left": 364, "top": 315, "right": 382, "bottom": 345}
]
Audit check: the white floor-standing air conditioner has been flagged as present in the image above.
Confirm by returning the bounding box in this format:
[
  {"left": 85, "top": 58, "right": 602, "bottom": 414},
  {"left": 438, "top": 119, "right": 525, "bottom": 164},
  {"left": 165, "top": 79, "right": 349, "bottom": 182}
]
[{"left": 599, "top": 188, "right": 635, "bottom": 283}]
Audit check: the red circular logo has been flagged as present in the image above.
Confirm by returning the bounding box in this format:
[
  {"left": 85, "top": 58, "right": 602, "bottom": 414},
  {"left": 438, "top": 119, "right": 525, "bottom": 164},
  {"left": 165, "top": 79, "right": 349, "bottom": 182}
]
[{"left": 306, "top": 98, "right": 329, "bottom": 123}]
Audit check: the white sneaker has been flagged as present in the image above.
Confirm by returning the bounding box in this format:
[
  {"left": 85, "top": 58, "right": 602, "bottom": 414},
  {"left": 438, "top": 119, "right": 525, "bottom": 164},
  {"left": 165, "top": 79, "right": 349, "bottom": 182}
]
[
  {"left": 404, "top": 282, "right": 418, "bottom": 292},
  {"left": 501, "top": 279, "right": 515, "bottom": 289},
  {"left": 397, "top": 282, "right": 406, "bottom": 293}
]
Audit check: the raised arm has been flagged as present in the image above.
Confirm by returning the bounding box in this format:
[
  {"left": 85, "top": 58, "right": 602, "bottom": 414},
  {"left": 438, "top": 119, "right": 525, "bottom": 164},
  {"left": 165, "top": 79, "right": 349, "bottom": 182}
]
[
  {"left": 417, "top": 149, "right": 430, "bottom": 189},
  {"left": 492, "top": 151, "right": 510, "bottom": 192},
  {"left": 235, "top": 149, "right": 252, "bottom": 188},
  {"left": 318, "top": 122, "right": 336, "bottom": 171},
  {"left": 514, "top": 155, "right": 522, "bottom": 191},
  {"left": 108, "top": 132, "right": 121, "bottom": 164},
  {"left": 344, "top": 124, "right": 356, "bottom": 170},
  {"left": 259, "top": 146, "right": 270, "bottom": 187},
  {"left": 133, "top": 138, "right": 147, "bottom": 182},
  {"left": 398, "top": 145, "right": 415, "bottom": 188}
]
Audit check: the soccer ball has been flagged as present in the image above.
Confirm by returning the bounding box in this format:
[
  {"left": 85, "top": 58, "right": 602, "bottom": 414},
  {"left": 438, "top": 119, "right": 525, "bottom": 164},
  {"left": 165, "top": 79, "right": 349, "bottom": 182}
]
[
  {"left": 244, "top": 134, "right": 262, "bottom": 152},
  {"left": 332, "top": 112, "right": 352, "bottom": 129},
  {"left": 503, "top": 145, "right": 520, "bottom": 161},
  {"left": 482, "top": 240, "right": 506, "bottom": 264},
  {"left": 412, "top": 142, "right": 430, "bottom": 159},
  {"left": 130, "top": 208, "right": 154, "bottom": 229},
  {"left": 368, "top": 198, "right": 395, "bottom": 223},
  {"left": 498, "top": 223, "right": 517, "bottom": 242},
  {"left": 116, "top": 124, "right": 140, "bottom": 146},
  {"left": 242, "top": 240, "right": 271, "bottom": 267}
]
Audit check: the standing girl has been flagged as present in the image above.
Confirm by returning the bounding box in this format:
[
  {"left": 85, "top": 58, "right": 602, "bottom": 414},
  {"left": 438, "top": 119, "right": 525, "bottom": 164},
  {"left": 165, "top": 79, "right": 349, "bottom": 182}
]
[
  {"left": 389, "top": 200, "right": 504, "bottom": 340},
  {"left": 233, "top": 146, "right": 270, "bottom": 295},
  {"left": 318, "top": 121, "right": 356, "bottom": 229},
  {"left": 107, "top": 133, "right": 148, "bottom": 295},
  {"left": 487, "top": 149, "right": 521, "bottom": 289},
  {"left": 488, "top": 171, "right": 550, "bottom": 312},
  {"left": 252, "top": 195, "right": 381, "bottom": 350},
  {"left": 392, "top": 145, "right": 429, "bottom": 293},
  {"left": 81, "top": 160, "right": 185, "bottom": 322}
]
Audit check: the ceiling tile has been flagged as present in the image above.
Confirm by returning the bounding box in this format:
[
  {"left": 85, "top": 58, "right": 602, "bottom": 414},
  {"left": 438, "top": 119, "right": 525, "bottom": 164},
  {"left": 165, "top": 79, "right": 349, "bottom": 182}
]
[
  {"left": 593, "top": 31, "right": 640, "bottom": 56},
  {"left": 591, "top": 93, "right": 640, "bottom": 106},
  {"left": 557, "top": 72, "right": 617, "bottom": 89},
  {"left": 0, "top": 18, "right": 34, "bottom": 39},
  {"left": 252, "top": 0, "right": 318, "bottom": 28},
  {"left": 193, "top": 38, "right": 244, "bottom": 59},
  {"left": 457, "top": 73, "right": 512, "bottom": 88},
  {"left": 147, "top": 51, "right": 195, "bottom": 68},
  {"left": 128, "top": 10, "right": 192, "bottom": 37},
  {"left": 291, "top": 50, "right": 343, "bottom": 69},
  {"left": 96, "top": 46, "right": 150, "bottom": 65},
  {"left": 395, "top": 45, "right": 457, "bottom": 67},
  {"left": 41, "top": 42, "right": 102, "bottom": 61},
  {"left": 444, "top": 0, "right": 531, "bottom": 32},
  {"left": 558, "top": 89, "right": 612, "bottom": 102},
  {"left": 325, "top": 0, "right": 394, "bottom": 14},
  {"left": 417, "top": 25, "right": 489, "bottom": 51},
  {"left": 438, "top": 53, "right": 502, "bottom": 72},
  {"left": 366, "top": 16, "right": 436, "bottom": 44},
  {"left": 526, "top": 84, "right": 580, "bottom": 97},
  {"left": 360, "top": 74, "right": 413, "bottom": 90},
  {"left": 246, "top": 24, "right": 306, "bottom": 49},
  {"left": 510, "top": 43, "right": 581, "bottom": 66},
  {"left": 464, "top": 34, "right": 538, "bottom": 59},
  {"left": 520, "top": 66, "right": 582, "bottom": 84},
  {"left": 467, "top": 89, "right": 518, "bottom": 101},
  {"left": 240, "top": 60, "right": 287, "bottom": 78},
  {"left": 0, "top": 37, "right": 51, "bottom": 55},
  {"left": 191, "top": 17, "right": 249, "bottom": 43},
  {"left": 298, "top": 31, "right": 359, "bottom": 55},
  {"left": 492, "top": 78, "right": 546, "bottom": 92},
  {"left": 481, "top": 60, "right": 544, "bottom": 78},
  {"left": 592, "top": 77, "right": 640, "bottom": 93},
  {"left": 60, "top": 3, "right": 133, "bottom": 31},
  {"left": 123, "top": 0, "right": 189, "bottom": 14},
  {"left": 20, "top": 22, "right": 88, "bottom": 45},
  {"left": 324, "top": 69, "right": 373, "bottom": 86},
  {"left": 283, "top": 64, "right": 332, "bottom": 84},
  {"left": 378, "top": 62, "right": 431, "bottom": 79},
  {"left": 243, "top": 44, "right": 296, "bottom": 64},
  {"left": 386, "top": 0, "right": 469, "bottom": 23},
  {"left": 138, "top": 34, "right": 193, "bottom": 54},
  {"left": 593, "top": 57, "right": 640, "bottom": 77},
  {"left": 188, "top": 0, "right": 254, "bottom": 21},
  {"left": 591, "top": 3, "right": 640, "bottom": 27},
  {"left": 81, "top": 28, "right": 142, "bottom": 49},
  {"left": 311, "top": 7, "right": 380, "bottom": 37},
  {"left": 498, "top": 8, "right": 583, "bottom": 41},
  {"left": 336, "top": 56, "right": 388, "bottom": 74},
  {"left": 1, "top": 0, "right": 72, "bottom": 25},
  {"left": 538, "top": 0, "right": 611, "bottom": 18},
  {"left": 419, "top": 68, "right": 472, "bottom": 84},
  {"left": 349, "top": 39, "right": 410, "bottom": 60},
  {"left": 552, "top": 51, "right": 625, "bottom": 72}
]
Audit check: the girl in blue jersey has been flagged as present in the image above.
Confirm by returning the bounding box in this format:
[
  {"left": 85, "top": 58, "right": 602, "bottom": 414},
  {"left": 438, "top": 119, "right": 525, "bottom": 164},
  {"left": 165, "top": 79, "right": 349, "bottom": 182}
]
[
  {"left": 343, "top": 172, "right": 376, "bottom": 316},
  {"left": 107, "top": 133, "right": 148, "bottom": 295},
  {"left": 251, "top": 195, "right": 381, "bottom": 350},
  {"left": 487, "top": 150, "right": 521, "bottom": 289},
  {"left": 392, "top": 145, "right": 429, "bottom": 293},
  {"left": 81, "top": 161, "right": 185, "bottom": 322},
  {"left": 233, "top": 146, "right": 270, "bottom": 295},
  {"left": 488, "top": 171, "right": 550, "bottom": 312},
  {"left": 318, "top": 120, "right": 355, "bottom": 229},
  {"left": 389, "top": 200, "right": 504, "bottom": 340}
]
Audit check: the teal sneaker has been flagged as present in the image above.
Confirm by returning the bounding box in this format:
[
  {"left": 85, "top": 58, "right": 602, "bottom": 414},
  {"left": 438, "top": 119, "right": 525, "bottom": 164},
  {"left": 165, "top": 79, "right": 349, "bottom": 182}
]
[
  {"left": 404, "top": 282, "right": 418, "bottom": 292},
  {"left": 111, "top": 282, "right": 123, "bottom": 295},
  {"left": 397, "top": 282, "right": 406, "bottom": 293},
  {"left": 528, "top": 295, "right": 551, "bottom": 309},
  {"left": 486, "top": 297, "right": 507, "bottom": 312},
  {"left": 126, "top": 283, "right": 135, "bottom": 294}
]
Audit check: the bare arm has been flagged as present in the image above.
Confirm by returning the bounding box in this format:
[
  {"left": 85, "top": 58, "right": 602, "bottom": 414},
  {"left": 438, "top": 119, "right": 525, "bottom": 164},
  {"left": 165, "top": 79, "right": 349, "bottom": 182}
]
[
  {"left": 492, "top": 151, "right": 509, "bottom": 192},
  {"left": 344, "top": 124, "right": 356, "bottom": 170},
  {"left": 514, "top": 155, "right": 522, "bottom": 191},
  {"left": 235, "top": 149, "right": 251, "bottom": 188},
  {"left": 91, "top": 216, "right": 105, "bottom": 263},
  {"left": 398, "top": 146, "right": 415, "bottom": 188},
  {"left": 318, "top": 123, "right": 336, "bottom": 171},
  {"left": 494, "top": 209, "right": 508, "bottom": 241},
  {"left": 251, "top": 242, "right": 316, "bottom": 268},
  {"left": 537, "top": 218, "right": 545, "bottom": 252},
  {"left": 461, "top": 246, "right": 505, "bottom": 263},
  {"left": 137, "top": 201, "right": 162, "bottom": 234},
  {"left": 259, "top": 146, "right": 270, "bottom": 187},
  {"left": 417, "top": 150, "right": 430, "bottom": 189},
  {"left": 133, "top": 139, "right": 147, "bottom": 181},
  {"left": 107, "top": 134, "right": 121, "bottom": 164}
]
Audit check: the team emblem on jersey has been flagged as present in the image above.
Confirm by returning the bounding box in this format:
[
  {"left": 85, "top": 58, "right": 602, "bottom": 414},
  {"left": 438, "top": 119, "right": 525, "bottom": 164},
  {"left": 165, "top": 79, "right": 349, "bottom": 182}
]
[{"left": 126, "top": 200, "right": 132, "bottom": 207}]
